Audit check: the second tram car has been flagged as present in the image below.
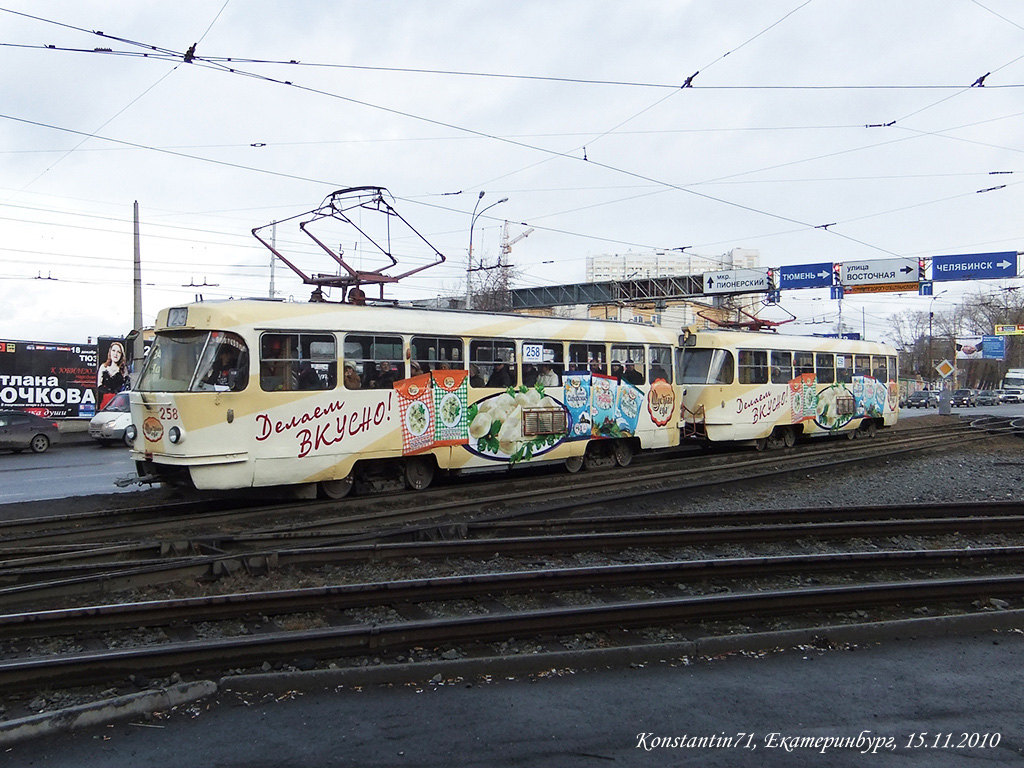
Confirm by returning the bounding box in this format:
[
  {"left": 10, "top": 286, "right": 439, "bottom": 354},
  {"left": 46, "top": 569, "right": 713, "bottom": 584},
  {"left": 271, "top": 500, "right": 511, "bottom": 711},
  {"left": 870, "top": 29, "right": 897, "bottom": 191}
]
[
  {"left": 129, "top": 300, "right": 682, "bottom": 497},
  {"left": 677, "top": 328, "right": 899, "bottom": 449}
]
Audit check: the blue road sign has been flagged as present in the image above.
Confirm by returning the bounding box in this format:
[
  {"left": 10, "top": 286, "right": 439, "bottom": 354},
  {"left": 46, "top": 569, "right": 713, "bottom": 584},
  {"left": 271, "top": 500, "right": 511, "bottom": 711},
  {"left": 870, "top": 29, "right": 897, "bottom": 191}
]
[
  {"left": 779, "top": 263, "right": 833, "bottom": 290},
  {"left": 932, "top": 251, "right": 1017, "bottom": 282},
  {"left": 919, "top": 281, "right": 933, "bottom": 296},
  {"left": 830, "top": 285, "right": 844, "bottom": 300}
]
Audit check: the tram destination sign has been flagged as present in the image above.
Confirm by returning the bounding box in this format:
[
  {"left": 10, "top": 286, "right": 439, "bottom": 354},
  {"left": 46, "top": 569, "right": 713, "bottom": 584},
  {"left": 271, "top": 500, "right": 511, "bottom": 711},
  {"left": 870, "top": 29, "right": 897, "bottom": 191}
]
[
  {"left": 703, "top": 269, "right": 771, "bottom": 295},
  {"left": 778, "top": 263, "right": 832, "bottom": 290},
  {"left": 931, "top": 251, "right": 1017, "bottom": 282},
  {"left": 839, "top": 258, "right": 918, "bottom": 294}
]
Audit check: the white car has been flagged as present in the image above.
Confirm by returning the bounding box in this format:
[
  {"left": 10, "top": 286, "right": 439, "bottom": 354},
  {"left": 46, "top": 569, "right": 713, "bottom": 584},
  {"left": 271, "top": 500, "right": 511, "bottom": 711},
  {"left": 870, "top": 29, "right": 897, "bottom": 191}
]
[
  {"left": 1002, "top": 388, "right": 1024, "bottom": 404},
  {"left": 88, "top": 391, "right": 132, "bottom": 446}
]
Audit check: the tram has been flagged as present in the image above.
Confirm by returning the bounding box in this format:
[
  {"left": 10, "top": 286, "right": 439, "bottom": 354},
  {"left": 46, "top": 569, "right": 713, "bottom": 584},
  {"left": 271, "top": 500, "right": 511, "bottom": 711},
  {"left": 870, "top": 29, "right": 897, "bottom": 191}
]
[
  {"left": 128, "top": 300, "right": 682, "bottom": 498},
  {"left": 677, "top": 328, "right": 899, "bottom": 449}
]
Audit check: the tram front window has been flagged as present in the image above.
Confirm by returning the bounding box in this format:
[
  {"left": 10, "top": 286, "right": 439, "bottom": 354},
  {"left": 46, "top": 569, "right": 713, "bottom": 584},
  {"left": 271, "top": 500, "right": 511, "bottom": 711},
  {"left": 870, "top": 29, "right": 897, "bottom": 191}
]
[
  {"left": 678, "top": 348, "right": 734, "bottom": 385},
  {"left": 137, "top": 331, "right": 249, "bottom": 393}
]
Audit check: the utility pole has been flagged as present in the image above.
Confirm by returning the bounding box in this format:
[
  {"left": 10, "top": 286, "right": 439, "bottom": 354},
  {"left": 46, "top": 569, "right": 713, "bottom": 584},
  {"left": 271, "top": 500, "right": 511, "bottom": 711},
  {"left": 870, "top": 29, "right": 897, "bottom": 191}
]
[{"left": 132, "top": 201, "right": 143, "bottom": 363}]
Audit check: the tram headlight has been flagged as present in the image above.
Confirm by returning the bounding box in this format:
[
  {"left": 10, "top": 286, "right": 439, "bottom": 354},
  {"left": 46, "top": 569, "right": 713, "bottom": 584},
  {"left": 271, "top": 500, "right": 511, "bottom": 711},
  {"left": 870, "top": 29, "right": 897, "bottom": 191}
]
[
  {"left": 125, "top": 424, "right": 137, "bottom": 443},
  {"left": 168, "top": 426, "right": 184, "bottom": 444}
]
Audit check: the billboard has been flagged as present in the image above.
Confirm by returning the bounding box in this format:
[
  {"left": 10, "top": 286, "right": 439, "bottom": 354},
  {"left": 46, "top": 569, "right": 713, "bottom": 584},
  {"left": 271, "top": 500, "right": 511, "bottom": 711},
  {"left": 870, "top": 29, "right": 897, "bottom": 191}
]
[
  {"left": 0, "top": 340, "right": 99, "bottom": 418},
  {"left": 955, "top": 335, "right": 1005, "bottom": 361}
]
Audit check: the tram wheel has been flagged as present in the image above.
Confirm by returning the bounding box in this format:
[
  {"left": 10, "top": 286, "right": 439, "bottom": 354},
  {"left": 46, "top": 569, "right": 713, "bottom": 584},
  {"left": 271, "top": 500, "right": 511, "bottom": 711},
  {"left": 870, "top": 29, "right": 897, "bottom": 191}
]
[
  {"left": 583, "top": 446, "right": 607, "bottom": 471},
  {"left": 753, "top": 437, "right": 768, "bottom": 452},
  {"left": 404, "top": 457, "right": 435, "bottom": 490},
  {"left": 564, "top": 455, "right": 585, "bottom": 473},
  {"left": 613, "top": 440, "right": 634, "bottom": 467},
  {"left": 861, "top": 420, "right": 878, "bottom": 438},
  {"left": 782, "top": 427, "right": 797, "bottom": 448},
  {"left": 319, "top": 476, "right": 354, "bottom": 500},
  {"left": 846, "top": 427, "right": 859, "bottom": 440}
]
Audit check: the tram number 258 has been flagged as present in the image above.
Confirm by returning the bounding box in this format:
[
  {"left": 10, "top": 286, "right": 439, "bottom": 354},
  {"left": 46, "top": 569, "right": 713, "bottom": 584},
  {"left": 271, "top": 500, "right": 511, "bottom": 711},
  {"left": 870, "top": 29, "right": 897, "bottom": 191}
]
[{"left": 159, "top": 406, "right": 179, "bottom": 420}]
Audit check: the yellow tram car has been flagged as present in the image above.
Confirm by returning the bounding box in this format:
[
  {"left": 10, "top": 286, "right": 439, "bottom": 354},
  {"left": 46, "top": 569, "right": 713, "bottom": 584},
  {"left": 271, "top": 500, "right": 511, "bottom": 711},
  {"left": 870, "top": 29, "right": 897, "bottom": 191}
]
[
  {"left": 676, "top": 328, "right": 899, "bottom": 449},
  {"left": 129, "top": 300, "right": 682, "bottom": 498}
]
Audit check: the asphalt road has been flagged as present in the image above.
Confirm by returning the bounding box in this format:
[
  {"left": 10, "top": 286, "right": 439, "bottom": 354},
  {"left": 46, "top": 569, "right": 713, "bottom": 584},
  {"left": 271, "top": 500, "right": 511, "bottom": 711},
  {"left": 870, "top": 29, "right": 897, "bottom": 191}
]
[
  {"left": 10, "top": 631, "right": 1024, "bottom": 767},
  {"left": 0, "top": 437, "right": 137, "bottom": 504}
]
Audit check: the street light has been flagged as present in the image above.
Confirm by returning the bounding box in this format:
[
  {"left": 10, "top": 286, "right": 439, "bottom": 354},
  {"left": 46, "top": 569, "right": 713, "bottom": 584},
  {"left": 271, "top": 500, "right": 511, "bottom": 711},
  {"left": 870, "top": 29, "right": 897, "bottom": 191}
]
[{"left": 465, "top": 192, "right": 508, "bottom": 310}]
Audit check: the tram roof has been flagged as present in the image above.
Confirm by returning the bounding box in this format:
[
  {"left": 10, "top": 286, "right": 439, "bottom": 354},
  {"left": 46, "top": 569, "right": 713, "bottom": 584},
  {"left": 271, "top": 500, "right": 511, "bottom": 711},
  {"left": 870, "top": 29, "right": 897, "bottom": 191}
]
[{"left": 154, "top": 299, "right": 681, "bottom": 344}]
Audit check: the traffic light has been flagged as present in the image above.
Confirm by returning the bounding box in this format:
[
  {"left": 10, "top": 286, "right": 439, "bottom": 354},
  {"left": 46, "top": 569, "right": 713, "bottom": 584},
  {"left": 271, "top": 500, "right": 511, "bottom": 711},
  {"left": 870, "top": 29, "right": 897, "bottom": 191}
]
[
  {"left": 832, "top": 263, "right": 842, "bottom": 285},
  {"left": 918, "top": 258, "right": 927, "bottom": 280},
  {"left": 766, "top": 268, "right": 776, "bottom": 292}
]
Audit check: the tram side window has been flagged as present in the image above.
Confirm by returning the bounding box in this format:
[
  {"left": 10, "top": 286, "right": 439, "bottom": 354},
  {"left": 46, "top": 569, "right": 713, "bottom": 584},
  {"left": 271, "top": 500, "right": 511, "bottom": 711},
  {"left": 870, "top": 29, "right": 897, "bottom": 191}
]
[
  {"left": 887, "top": 356, "right": 897, "bottom": 383},
  {"left": 611, "top": 345, "right": 645, "bottom": 385},
  {"left": 738, "top": 350, "right": 769, "bottom": 385},
  {"left": 871, "top": 355, "right": 890, "bottom": 382},
  {"left": 650, "top": 345, "right": 672, "bottom": 383},
  {"left": 411, "top": 336, "right": 463, "bottom": 374},
  {"left": 794, "top": 351, "right": 814, "bottom": 376},
  {"left": 522, "top": 341, "right": 564, "bottom": 387},
  {"left": 344, "top": 334, "right": 404, "bottom": 389},
  {"left": 815, "top": 353, "right": 835, "bottom": 384},
  {"left": 854, "top": 355, "right": 871, "bottom": 378},
  {"left": 836, "top": 354, "right": 852, "bottom": 383},
  {"left": 770, "top": 351, "right": 792, "bottom": 383},
  {"left": 569, "top": 342, "right": 606, "bottom": 374},
  {"left": 470, "top": 339, "right": 517, "bottom": 388},
  {"left": 260, "top": 333, "right": 336, "bottom": 392}
]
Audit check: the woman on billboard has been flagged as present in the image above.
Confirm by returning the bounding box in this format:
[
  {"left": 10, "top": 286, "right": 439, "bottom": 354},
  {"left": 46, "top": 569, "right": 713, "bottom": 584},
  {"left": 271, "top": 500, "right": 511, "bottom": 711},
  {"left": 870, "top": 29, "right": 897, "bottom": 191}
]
[{"left": 97, "top": 340, "right": 129, "bottom": 410}]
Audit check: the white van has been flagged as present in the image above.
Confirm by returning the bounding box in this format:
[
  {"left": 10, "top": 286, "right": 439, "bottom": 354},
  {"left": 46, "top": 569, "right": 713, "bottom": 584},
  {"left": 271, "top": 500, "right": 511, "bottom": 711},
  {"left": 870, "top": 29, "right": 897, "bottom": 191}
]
[{"left": 88, "top": 391, "right": 132, "bottom": 446}]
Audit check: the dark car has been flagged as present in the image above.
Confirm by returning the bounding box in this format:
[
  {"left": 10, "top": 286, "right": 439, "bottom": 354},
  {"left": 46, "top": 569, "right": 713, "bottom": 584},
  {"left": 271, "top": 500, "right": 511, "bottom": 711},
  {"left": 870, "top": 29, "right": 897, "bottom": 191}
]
[
  {"left": 950, "top": 389, "right": 977, "bottom": 407},
  {"left": 905, "top": 390, "right": 938, "bottom": 408},
  {"left": 976, "top": 390, "right": 1000, "bottom": 406},
  {"left": 0, "top": 410, "right": 61, "bottom": 453}
]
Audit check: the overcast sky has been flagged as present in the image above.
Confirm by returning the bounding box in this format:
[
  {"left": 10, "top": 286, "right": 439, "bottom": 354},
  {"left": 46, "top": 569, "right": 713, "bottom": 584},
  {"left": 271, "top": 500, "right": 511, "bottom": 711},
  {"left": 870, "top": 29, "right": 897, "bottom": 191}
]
[{"left": 2, "top": 0, "right": 1022, "bottom": 344}]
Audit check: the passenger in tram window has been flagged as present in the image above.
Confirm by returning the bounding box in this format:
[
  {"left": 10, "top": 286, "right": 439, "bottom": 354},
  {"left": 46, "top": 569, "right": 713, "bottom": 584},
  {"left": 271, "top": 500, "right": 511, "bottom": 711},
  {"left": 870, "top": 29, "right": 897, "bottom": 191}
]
[
  {"left": 589, "top": 359, "right": 604, "bottom": 374},
  {"left": 296, "top": 361, "right": 322, "bottom": 390},
  {"left": 649, "top": 361, "right": 669, "bottom": 383},
  {"left": 469, "top": 364, "right": 485, "bottom": 387},
  {"left": 611, "top": 360, "right": 624, "bottom": 379},
  {"left": 343, "top": 362, "right": 361, "bottom": 389},
  {"left": 376, "top": 360, "right": 399, "bottom": 389},
  {"left": 409, "top": 360, "right": 423, "bottom": 377},
  {"left": 537, "top": 362, "right": 559, "bottom": 387},
  {"left": 622, "top": 359, "right": 644, "bottom": 386},
  {"left": 522, "top": 364, "right": 538, "bottom": 387},
  {"left": 487, "top": 361, "right": 514, "bottom": 388},
  {"left": 204, "top": 345, "right": 241, "bottom": 390}
]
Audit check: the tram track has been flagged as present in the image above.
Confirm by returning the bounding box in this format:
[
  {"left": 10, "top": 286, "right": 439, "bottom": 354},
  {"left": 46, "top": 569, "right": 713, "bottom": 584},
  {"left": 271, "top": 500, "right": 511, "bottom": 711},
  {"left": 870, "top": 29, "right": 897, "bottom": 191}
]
[
  {"left": 0, "top": 420, "right": 1013, "bottom": 609},
  {"left": 0, "top": 417, "right": 1021, "bottom": 705},
  {"left": 0, "top": 419, "right": 990, "bottom": 552},
  {"left": 0, "top": 555, "right": 1022, "bottom": 693}
]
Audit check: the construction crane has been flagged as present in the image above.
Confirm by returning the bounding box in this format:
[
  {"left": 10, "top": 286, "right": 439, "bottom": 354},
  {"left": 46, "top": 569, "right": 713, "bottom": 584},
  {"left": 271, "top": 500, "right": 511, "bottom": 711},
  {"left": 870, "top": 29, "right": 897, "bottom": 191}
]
[{"left": 500, "top": 221, "right": 534, "bottom": 265}]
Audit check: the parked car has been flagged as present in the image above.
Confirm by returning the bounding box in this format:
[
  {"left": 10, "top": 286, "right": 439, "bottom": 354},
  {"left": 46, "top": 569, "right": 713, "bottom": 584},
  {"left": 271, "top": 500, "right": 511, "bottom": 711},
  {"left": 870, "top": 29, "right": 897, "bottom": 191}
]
[
  {"left": 88, "top": 391, "right": 132, "bottom": 446},
  {"left": 950, "top": 389, "right": 978, "bottom": 407},
  {"left": 1002, "top": 388, "right": 1024, "bottom": 404},
  {"left": 976, "top": 390, "right": 1000, "bottom": 406},
  {"left": 0, "top": 410, "right": 60, "bottom": 453},
  {"left": 905, "top": 390, "right": 938, "bottom": 408}
]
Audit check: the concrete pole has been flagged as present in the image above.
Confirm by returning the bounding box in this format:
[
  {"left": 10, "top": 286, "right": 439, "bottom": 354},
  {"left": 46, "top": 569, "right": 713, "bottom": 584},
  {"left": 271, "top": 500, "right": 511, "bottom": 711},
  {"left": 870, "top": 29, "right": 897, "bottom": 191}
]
[{"left": 133, "top": 201, "right": 143, "bottom": 362}]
